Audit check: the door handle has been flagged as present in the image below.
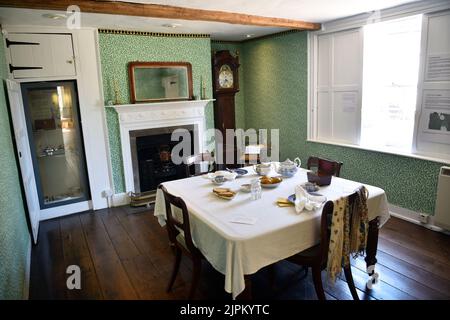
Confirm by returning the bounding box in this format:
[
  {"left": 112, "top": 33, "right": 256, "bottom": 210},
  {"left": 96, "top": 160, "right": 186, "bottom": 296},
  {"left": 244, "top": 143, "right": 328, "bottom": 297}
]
[{"left": 19, "top": 151, "right": 22, "bottom": 158}]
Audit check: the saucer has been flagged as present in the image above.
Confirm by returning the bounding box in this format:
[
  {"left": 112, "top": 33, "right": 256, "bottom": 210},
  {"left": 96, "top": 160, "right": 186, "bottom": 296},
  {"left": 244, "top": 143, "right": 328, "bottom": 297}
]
[{"left": 231, "top": 168, "right": 248, "bottom": 177}]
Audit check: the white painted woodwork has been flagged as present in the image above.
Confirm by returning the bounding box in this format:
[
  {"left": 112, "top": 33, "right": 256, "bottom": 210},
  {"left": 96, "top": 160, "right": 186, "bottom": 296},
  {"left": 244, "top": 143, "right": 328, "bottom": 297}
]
[
  {"left": 6, "top": 79, "right": 40, "bottom": 243},
  {"left": 7, "top": 33, "right": 75, "bottom": 78},
  {"left": 414, "top": 10, "right": 450, "bottom": 157},
  {"left": 316, "top": 28, "right": 363, "bottom": 144},
  {"left": 109, "top": 99, "right": 213, "bottom": 194},
  {"left": 3, "top": 26, "right": 113, "bottom": 218}
]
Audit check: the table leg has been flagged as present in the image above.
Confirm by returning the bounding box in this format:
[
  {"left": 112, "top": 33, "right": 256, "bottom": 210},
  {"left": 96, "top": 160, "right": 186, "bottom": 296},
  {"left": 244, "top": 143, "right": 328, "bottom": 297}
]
[{"left": 365, "top": 217, "right": 380, "bottom": 289}]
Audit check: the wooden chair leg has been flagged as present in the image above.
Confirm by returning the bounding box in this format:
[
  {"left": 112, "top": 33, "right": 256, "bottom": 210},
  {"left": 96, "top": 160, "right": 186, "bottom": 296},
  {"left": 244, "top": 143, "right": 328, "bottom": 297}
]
[
  {"left": 343, "top": 265, "right": 360, "bottom": 300},
  {"left": 311, "top": 266, "right": 326, "bottom": 300},
  {"left": 189, "top": 258, "right": 202, "bottom": 299},
  {"left": 167, "top": 247, "right": 181, "bottom": 292}
]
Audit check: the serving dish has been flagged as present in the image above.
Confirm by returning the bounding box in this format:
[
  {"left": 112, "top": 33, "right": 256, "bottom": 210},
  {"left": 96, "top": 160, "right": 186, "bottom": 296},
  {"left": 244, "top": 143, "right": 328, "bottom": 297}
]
[{"left": 260, "top": 176, "right": 282, "bottom": 188}]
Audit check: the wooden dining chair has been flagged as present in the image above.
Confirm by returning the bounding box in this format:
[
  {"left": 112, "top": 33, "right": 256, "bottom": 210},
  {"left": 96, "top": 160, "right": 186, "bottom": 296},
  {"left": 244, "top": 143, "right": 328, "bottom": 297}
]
[
  {"left": 307, "top": 156, "right": 343, "bottom": 177},
  {"left": 185, "top": 152, "right": 216, "bottom": 177},
  {"left": 159, "top": 185, "right": 205, "bottom": 299},
  {"left": 285, "top": 192, "right": 360, "bottom": 300}
]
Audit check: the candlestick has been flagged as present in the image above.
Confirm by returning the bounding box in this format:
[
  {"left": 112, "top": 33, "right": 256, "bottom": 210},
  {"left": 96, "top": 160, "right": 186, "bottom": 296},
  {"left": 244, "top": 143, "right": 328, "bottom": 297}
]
[{"left": 201, "top": 76, "right": 206, "bottom": 99}]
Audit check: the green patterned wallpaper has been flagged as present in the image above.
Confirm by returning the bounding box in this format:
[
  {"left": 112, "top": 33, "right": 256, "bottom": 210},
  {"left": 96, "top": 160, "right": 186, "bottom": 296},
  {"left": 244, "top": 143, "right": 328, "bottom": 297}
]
[
  {"left": 100, "top": 30, "right": 445, "bottom": 213},
  {"left": 99, "top": 33, "right": 214, "bottom": 193},
  {"left": 241, "top": 31, "right": 445, "bottom": 215},
  {"left": 0, "top": 35, "right": 30, "bottom": 299},
  {"left": 210, "top": 41, "right": 246, "bottom": 130}
]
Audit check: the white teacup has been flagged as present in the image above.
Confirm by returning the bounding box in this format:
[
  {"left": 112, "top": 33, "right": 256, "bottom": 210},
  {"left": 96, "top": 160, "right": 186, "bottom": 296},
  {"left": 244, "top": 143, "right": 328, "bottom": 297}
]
[{"left": 253, "top": 163, "right": 272, "bottom": 176}]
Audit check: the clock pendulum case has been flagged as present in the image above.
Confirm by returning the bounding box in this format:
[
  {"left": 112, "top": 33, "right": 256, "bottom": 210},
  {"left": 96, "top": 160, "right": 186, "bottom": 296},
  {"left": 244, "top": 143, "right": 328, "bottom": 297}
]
[{"left": 212, "top": 50, "right": 240, "bottom": 168}]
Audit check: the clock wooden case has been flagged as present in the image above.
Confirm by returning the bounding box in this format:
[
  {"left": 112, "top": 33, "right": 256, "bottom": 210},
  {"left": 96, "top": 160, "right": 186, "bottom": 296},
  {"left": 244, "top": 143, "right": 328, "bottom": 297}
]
[{"left": 212, "top": 50, "right": 240, "bottom": 167}]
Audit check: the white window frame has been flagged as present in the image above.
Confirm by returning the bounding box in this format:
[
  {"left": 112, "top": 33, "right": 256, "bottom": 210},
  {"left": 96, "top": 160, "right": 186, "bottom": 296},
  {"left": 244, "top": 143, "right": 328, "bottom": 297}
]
[{"left": 307, "top": 0, "right": 450, "bottom": 164}]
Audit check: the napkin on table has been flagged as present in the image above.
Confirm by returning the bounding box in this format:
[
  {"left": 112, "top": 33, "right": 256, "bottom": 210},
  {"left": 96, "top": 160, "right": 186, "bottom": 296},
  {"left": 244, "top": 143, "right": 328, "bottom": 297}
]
[{"left": 294, "top": 185, "right": 326, "bottom": 213}]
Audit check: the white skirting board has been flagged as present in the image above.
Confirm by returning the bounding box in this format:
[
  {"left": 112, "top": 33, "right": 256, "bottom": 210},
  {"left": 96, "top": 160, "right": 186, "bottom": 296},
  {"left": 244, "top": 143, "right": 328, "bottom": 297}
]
[{"left": 389, "top": 204, "right": 450, "bottom": 235}]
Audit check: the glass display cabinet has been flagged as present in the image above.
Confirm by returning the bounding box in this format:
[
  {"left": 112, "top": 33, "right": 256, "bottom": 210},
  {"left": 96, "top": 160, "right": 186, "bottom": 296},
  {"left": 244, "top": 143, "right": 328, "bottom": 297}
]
[{"left": 21, "top": 80, "right": 90, "bottom": 209}]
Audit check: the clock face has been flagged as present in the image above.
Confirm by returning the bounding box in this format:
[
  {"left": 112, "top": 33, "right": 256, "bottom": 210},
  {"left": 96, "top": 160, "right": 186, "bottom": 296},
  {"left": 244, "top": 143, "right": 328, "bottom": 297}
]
[{"left": 218, "top": 64, "right": 234, "bottom": 88}]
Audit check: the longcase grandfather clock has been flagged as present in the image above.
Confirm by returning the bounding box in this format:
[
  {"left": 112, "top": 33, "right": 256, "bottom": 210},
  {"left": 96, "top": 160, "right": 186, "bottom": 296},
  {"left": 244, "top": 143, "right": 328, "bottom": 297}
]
[{"left": 212, "top": 50, "right": 240, "bottom": 167}]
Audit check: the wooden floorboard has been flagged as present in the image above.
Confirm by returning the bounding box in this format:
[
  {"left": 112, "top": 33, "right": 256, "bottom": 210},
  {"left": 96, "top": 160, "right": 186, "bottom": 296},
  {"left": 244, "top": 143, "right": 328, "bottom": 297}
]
[
  {"left": 379, "top": 218, "right": 450, "bottom": 267},
  {"left": 30, "top": 208, "right": 450, "bottom": 300},
  {"left": 60, "top": 214, "right": 103, "bottom": 299},
  {"left": 374, "top": 250, "right": 450, "bottom": 297},
  {"left": 30, "top": 219, "right": 66, "bottom": 299},
  {"left": 378, "top": 237, "right": 450, "bottom": 282},
  {"left": 349, "top": 258, "right": 416, "bottom": 300},
  {"left": 79, "top": 212, "right": 138, "bottom": 299}
]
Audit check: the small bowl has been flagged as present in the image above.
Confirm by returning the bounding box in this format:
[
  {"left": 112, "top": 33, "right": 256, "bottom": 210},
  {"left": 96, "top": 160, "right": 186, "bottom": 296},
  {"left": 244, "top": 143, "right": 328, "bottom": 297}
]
[
  {"left": 301, "top": 182, "right": 319, "bottom": 192},
  {"left": 212, "top": 175, "right": 226, "bottom": 185}
]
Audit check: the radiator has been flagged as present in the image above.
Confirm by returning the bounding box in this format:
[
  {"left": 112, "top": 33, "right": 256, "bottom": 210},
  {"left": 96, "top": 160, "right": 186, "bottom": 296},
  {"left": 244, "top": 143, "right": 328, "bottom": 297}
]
[{"left": 434, "top": 166, "right": 450, "bottom": 230}]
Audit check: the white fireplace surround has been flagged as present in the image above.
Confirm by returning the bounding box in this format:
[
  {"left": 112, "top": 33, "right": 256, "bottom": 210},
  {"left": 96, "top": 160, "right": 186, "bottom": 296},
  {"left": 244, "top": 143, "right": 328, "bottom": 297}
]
[{"left": 108, "top": 99, "right": 214, "bottom": 196}]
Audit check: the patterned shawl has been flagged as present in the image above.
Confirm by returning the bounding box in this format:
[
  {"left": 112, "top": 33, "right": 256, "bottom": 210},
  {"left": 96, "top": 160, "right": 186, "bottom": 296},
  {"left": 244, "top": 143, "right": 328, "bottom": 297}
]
[{"left": 327, "top": 186, "right": 369, "bottom": 282}]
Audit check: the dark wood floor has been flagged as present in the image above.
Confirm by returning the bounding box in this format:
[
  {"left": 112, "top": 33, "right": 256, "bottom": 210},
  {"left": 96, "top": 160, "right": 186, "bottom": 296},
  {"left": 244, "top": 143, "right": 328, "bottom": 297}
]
[{"left": 30, "top": 205, "right": 450, "bottom": 300}]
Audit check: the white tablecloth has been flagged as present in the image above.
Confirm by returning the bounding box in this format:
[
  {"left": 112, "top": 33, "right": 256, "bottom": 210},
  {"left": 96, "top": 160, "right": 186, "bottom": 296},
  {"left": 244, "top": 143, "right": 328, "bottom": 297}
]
[{"left": 154, "top": 167, "right": 390, "bottom": 298}]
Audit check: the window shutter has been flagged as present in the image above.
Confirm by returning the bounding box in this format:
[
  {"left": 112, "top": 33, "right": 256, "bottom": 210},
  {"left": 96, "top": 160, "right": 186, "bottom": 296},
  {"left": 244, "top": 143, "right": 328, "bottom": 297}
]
[
  {"left": 414, "top": 10, "right": 450, "bottom": 156},
  {"left": 316, "top": 28, "right": 363, "bottom": 144}
]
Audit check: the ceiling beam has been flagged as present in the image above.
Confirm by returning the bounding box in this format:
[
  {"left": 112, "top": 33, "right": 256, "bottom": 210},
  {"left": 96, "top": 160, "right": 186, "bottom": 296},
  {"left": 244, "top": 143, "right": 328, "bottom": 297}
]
[{"left": 0, "top": 0, "right": 321, "bottom": 30}]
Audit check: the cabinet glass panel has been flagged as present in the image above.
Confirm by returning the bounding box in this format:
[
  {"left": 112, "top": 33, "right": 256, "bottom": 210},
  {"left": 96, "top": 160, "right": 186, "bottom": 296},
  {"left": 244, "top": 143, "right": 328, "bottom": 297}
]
[{"left": 21, "top": 81, "right": 90, "bottom": 209}]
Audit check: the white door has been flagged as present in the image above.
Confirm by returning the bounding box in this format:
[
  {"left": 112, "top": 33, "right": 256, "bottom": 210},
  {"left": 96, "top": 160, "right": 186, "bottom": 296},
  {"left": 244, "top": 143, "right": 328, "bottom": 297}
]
[{"left": 6, "top": 79, "right": 40, "bottom": 243}]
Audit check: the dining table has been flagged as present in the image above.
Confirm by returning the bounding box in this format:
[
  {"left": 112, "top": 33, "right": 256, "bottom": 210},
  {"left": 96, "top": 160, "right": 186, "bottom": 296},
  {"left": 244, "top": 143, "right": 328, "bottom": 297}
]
[{"left": 154, "top": 166, "right": 390, "bottom": 299}]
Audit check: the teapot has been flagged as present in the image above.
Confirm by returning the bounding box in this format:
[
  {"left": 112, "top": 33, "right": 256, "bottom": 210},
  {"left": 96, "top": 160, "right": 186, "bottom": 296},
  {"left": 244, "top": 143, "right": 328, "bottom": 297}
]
[
  {"left": 253, "top": 162, "right": 273, "bottom": 176},
  {"left": 276, "top": 158, "right": 301, "bottom": 178}
]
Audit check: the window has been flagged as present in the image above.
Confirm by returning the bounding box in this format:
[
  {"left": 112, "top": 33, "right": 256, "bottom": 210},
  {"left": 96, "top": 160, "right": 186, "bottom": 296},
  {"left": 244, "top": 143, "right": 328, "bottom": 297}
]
[
  {"left": 310, "top": 8, "right": 450, "bottom": 161},
  {"left": 361, "top": 15, "right": 422, "bottom": 152}
]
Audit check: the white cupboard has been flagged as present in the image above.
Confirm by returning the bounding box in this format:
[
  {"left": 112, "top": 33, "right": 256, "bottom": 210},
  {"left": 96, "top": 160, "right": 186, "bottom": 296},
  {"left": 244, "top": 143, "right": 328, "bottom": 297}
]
[{"left": 6, "top": 33, "right": 76, "bottom": 78}]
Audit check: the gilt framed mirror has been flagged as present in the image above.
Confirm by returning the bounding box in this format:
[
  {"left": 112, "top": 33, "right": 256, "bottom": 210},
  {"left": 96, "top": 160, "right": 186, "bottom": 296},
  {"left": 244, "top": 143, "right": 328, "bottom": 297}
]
[{"left": 128, "top": 61, "right": 193, "bottom": 103}]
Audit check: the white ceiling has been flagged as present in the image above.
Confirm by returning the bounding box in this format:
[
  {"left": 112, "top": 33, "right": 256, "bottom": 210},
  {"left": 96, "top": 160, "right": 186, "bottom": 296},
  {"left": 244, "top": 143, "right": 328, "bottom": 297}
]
[{"left": 0, "top": 0, "right": 421, "bottom": 41}]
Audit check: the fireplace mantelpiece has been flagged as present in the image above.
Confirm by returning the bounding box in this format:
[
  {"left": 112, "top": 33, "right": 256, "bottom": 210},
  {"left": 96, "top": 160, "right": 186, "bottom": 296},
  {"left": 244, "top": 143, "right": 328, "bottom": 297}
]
[{"left": 106, "top": 99, "right": 214, "bottom": 194}]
